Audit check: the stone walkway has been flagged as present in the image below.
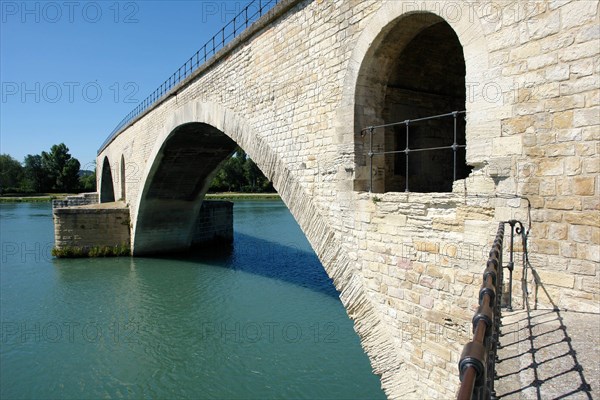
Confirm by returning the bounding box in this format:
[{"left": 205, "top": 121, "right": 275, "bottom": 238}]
[{"left": 496, "top": 306, "right": 600, "bottom": 399}]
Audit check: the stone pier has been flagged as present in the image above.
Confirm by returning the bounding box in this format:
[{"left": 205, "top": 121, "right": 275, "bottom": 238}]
[
  {"left": 191, "top": 201, "right": 234, "bottom": 248},
  {"left": 53, "top": 201, "right": 131, "bottom": 254},
  {"left": 53, "top": 198, "right": 234, "bottom": 256}
]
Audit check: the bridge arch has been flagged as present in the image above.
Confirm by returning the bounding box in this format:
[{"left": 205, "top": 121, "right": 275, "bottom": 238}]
[
  {"left": 340, "top": 4, "right": 490, "bottom": 193},
  {"left": 100, "top": 156, "right": 115, "bottom": 203},
  {"left": 131, "top": 102, "right": 272, "bottom": 255},
  {"left": 130, "top": 100, "right": 403, "bottom": 390},
  {"left": 133, "top": 121, "right": 238, "bottom": 253}
]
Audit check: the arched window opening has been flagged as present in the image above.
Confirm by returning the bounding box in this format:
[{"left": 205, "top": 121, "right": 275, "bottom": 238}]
[
  {"left": 100, "top": 157, "right": 115, "bottom": 203},
  {"left": 355, "top": 16, "right": 471, "bottom": 193}
]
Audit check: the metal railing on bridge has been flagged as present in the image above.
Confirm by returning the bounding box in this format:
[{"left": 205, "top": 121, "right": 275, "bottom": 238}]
[
  {"left": 99, "top": 0, "right": 281, "bottom": 152},
  {"left": 457, "top": 220, "right": 528, "bottom": 400},
  {"left": 361, "top": 110, "right": 466, "bottom": 193}
]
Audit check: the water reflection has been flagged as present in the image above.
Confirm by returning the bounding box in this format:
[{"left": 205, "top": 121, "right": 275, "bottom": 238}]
[
  {"left": 1, "top": 201, "right": 385, "bottom": 399},
  {"left": 170, "top": 232, "right": 339, "bottom": 298}
]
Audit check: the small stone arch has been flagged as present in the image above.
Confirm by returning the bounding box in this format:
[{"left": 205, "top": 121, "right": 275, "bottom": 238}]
[
  {"left": 130, "top": 101, "right": 401, "bottom": 392},
  {"left": 100, "top": 156, "right": 115, "bottom": 203}
]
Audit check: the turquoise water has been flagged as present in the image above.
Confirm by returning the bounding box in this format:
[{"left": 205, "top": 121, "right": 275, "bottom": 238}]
[{"left": 0, "top": 201, "right": 385, "bottom": 399}]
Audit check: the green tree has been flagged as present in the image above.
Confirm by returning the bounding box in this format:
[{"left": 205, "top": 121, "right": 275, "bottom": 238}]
[
  {"left": 0, "top": 154, "right": 24, "bottom": 193},
  {"left": 210, "top": 149, "right": 245, "bottom": 192},
  {"left": 225, "top": 150, "right": 246, "bottom": 191},
  {"left": 23, "top": 154, "right": 50, "bottom": 193},
  {"left": 208, "top": 147, "right": 274, "bottom": 193},
  {"left": 79, "top": 171, "right": 96, "bottom": 192},
  {"left": 244, "top": 157, "right": 272, "bottom": 192},
  {"left": 41, "top": 143, "right": 81, "bottom": 192}
]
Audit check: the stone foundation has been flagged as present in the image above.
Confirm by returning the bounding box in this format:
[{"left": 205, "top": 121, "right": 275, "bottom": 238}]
[
  {"left": 53, "top": 200, "right": 233, "bottom": 255},
  {"left": 192, "top": 201, "right": 234, "bottom": 247},
  {"left": 53, "top": 201, "right": 130, "bottom": 251}
]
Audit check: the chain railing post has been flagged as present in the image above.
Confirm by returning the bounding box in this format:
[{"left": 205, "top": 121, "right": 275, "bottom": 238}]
[
  {"left": 457, "top": 220, "right": 527, "bottom": 399},
  {"left": 491, "top": 223, "right": 503, "bottom": 400},
  {"left": 458, "top": 222, "right": 508, "bottom": 400},
  {"left": 517, "top": 221, "right": 528, "bottom": 310},
  {"left": 506, "top": 220, "right": 517, "bottom": 311}
]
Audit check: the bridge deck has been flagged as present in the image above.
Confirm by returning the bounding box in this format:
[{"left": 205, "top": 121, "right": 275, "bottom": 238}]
[{"left": 496, "top": 308, "right": 599, "bottom": 399}]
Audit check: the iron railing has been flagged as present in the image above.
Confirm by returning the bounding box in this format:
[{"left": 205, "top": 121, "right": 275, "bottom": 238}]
[
  {"left": 99, "top": 0, "right": 280, "bottom": 153},
  {"left": 457, "top": 220, "right": 527, "bottom": 400},
  {"left": 361, "top": 110, "right": 466, "bottom": 192}
]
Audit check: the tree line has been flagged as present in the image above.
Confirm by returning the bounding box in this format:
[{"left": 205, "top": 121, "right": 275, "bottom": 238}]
[
  {"left": 208, "top": 148, "right": 274, "bottom": 193},
  {"left": 0, "top": 144, "right": 274, "bottom": 195},
  {"left": 0, "top": 143, "right": 95, "bottom": 195}
]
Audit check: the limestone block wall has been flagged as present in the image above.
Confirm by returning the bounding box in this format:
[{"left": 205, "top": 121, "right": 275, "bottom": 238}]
[
  {"left": 53, "top": 204, "right": 130, "bottom": 250},
  {"left": 191, "top": 201, "right": 234, "bottom": 247},
  {"left": 495, "top": 0, "right": 600, "bottom": 312},
  {"left": 96, "top": 0, "right": 599, "bottom": 398},
  {"left": 52, "top": 192, "right": 99, "bottom": 209}
]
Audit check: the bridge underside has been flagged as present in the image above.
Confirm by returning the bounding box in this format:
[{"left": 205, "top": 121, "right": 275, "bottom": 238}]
[{"left": 134, "top": 123, "right": 237, "bottom": 255}]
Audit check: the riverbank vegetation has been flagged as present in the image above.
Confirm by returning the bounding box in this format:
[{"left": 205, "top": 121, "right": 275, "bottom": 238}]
[
  {"left": 51, "top": 243, "right": 131, "bottom": 258},
  {"left": 0, "top": 143, "right": 94, "bottom": 195},
  {"left": 0, "top": 194, "right": 70, "bottom": 203},
  {"left": 2, "top": 145, "right": 277, "bottom": 200},
  {"left": 208, "top": 148, "right": 276, "bottom": 194},
  {"left": 206, "top": 193, "right": 280, "bottom": 200}
]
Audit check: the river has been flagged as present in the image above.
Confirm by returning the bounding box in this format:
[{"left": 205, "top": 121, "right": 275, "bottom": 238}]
[{"left": 0, "top": 201, "right": 385, "bottom": 399}]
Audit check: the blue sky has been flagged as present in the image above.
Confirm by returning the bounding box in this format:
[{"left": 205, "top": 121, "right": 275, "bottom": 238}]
[{"left": 1, "top": 0, "right": 257, "bottom": 169}]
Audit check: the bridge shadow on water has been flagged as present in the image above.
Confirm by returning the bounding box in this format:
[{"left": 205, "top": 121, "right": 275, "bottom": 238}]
[
  {"left": 163, "top": 232, "right": 340, "bottom": 299},
  {"left": 496, "top": 265, "right": 598, "bottom": 399}
]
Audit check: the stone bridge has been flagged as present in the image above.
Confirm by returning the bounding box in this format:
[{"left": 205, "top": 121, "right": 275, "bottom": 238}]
[{"left": 95, "top": 0, "right": 599, "bottom": 397}]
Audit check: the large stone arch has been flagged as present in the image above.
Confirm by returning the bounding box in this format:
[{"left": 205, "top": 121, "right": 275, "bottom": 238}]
[
  {"left": 337, "top": 3, "right": 493, "bottom": 193},
  {"left": 133, "top": 121, "right": 238, "bottom": 253},
  {"left": 100, "top": 156, "right": 115, "bottom": 203},
  {"left": 131, "top": 100, "right": 407, "bottom": 397},
  {"left": 130, "top": 101, "right": 279, "bottom": 255}
]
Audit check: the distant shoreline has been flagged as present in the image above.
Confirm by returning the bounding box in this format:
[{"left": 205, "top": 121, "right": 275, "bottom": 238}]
[
  {"left": 0, "top": 194, "right": 70, "bottom": 203},
  {"left": 205, "top": 192, "right": 280, "bottom": 200},
  {"left": 0, "top": 192, "right": 280, "bottom": 203}
]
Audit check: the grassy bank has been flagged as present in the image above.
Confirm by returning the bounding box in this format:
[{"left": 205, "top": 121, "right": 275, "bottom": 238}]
[
  {"left": 0, "top": 193, "right": 71, "bottom": 203},
  {"left": 206, "top": 192, "right": 280, "bottom": 200}
]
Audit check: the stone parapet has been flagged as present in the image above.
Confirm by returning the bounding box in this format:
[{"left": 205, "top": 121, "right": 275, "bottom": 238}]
[{"left": 52, "top": 192, "right": 99, "bottom": 209}]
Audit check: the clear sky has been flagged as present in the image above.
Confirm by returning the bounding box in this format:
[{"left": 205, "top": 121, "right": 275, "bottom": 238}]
[{"left": 1, "top": 0, "right": 256, "bottom": 170}]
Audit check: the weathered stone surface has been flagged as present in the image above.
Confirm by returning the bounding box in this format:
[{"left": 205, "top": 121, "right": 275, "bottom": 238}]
[
  {"left": 191, "top": 201, "right": 234, "bottom": 247},
  {"left": 573, "top": 176, "right": 596, "bottom": 195},
  {"left": 52, "top": 193, "right": 99, "bottom": 208},
  {"left": 53, "top": 202, "right": 130, "bottom": 249}
]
